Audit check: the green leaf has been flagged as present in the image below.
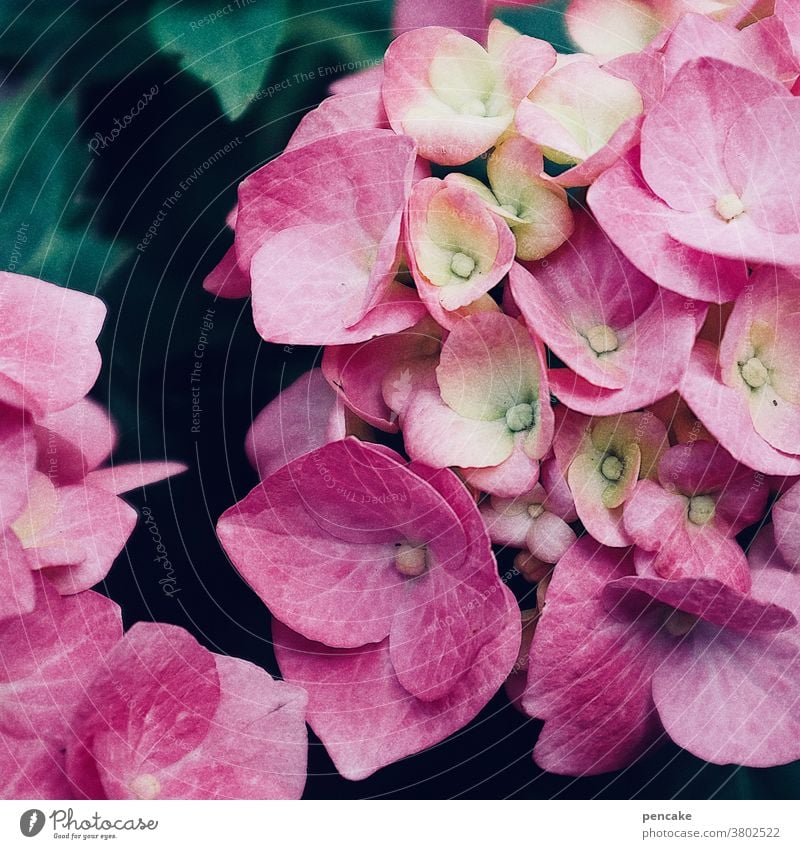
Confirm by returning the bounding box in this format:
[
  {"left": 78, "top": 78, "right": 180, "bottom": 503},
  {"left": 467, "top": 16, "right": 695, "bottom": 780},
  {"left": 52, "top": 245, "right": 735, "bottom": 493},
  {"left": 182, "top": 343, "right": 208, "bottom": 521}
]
[
  {"left": 149, "top": 0, "right": 288, "bottom": 120},
  {"left": 0, "top": 87, "right": 128, "bottom": 293}
]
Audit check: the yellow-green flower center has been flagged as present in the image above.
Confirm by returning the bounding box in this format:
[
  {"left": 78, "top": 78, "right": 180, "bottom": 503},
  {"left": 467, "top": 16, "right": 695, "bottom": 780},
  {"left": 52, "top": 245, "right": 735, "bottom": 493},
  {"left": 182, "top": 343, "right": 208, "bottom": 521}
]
[
  {"left": 450, "top": 252, "right": 476, "bottom": 279},
  {"left": 586, "top": 324, "right": 619, "bottom": 355},
  {"left": 506, "top": 403, "right": 534, "bottom": 432}
]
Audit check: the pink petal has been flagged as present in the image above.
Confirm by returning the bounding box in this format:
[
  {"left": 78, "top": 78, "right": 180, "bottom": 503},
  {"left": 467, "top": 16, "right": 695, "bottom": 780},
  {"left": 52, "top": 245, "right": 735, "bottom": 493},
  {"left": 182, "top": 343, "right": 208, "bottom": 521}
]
[
  {"left": 0, "top": 733, "right": 72, "bottom": 799},
  {"left": 461, "top": 436, "right": 541, "bottom": 497},
  {"left": 773, "top": 479, "right": 800, "bottom": 570},
  {"left": 84, "top": 461, "right": 187, "bottom": 495},
  {"left": 0, "top": 273, "right": 105, "bottom": 416},
  {"left": 34, "top": 398, "right": 117, "bottom": 485},
  {"left": 22, "top": 483, "right": 138, "bottom": 595},
  {"left": 246, "top": 369, "right": 346, "bottom": 480},
  {"left": 203, "top": 245, "right": 251, "bottom": 299},
  {"left": 138, "top": 654, "right": 308, "bottom": 800},
  {"left": 218, "top": 440, "right": 468, "bottom": 647},
  {"left": 524, "top": 539, "right": 669, "bottom": 775},
  {"left": 322, "top": 319, "right": 441, "bottom": 433},
  {"left": 651, "top": 567, "right": 800, "bottom": 767},
  {"left": 680, "top": 340, "right": 800, "bottom": 475},
  {"left": 0, "top": 404, "right": 36, "bottom": 526},
  {"left": 526, "top": 510, "right": 577, "bottom": 563},
  {"left": 0, "top": 576, "right": 122, "bottom": 743},
  {"left": 0, "top": 529, "right": 35, "bottom": 623},
  {"left": 273, "top": 610, "right": 518, "bottom": 780},
  {"left": 588, "top": 152, "right": 747, "bottom": 303},
  {"left": 286, "top": 90, "right": 388, "bottom": 153}
]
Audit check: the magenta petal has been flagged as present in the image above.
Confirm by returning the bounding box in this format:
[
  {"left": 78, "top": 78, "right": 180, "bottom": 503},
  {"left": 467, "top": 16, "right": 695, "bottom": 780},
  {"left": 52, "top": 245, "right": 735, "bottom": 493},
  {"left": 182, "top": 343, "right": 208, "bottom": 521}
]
[
  {"left": 0, "top": 404, "right": 36, "bottom": 526},
  {"left": 84, "top": 461, "right": 187, "bottom": 495},
  {"left": 203, "top": 245, "right": 251, "bottom": 299},
  {"left": 218, "top": 439, "right": 471, "bottom": 647},
  {"left": 651, "top": 568, "right": 800, "bottom": 767},
  {"left": 66, "top": 622, "right": 219, "bottom": 798},
  {"left": 34, "top": 399, "right": 118, "bottom": 485},
  {"left": 773, "top": 479, "right": 800, "bottom": 570},
  {"left": 524, "top": 539, "right": 668, "bottom": 776},
  {"left": 0, "top": 576, "right": 122, "bottom": 743},
  {"left": 588, "top": 154, "right": 747, "bottom": 303},
  {"left": 273, "top": 612, "right": 518, "bottom": 780},
  {"left": 0, "top": 734, "right": 72, "bottom": 799},
  {"left": 0, "top": 273, "right": 105, "bottom": 416},
  {"left": 246, "top": 369, "right": 347, "bottom": 480}
]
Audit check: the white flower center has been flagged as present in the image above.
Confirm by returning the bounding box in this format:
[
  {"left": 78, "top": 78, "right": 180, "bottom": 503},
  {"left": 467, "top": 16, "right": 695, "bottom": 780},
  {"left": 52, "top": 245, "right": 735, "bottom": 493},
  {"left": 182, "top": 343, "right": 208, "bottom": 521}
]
[
  {"left": 394, "top": 542, "right": 428, "bottom": 577},
  {"left": 505, "top": 403, "right": 534, "bottom": 432},
  {"left": 460, "top": 97, "right": 487, "bottom": 117},
  {"left": 586, "top": 324, "right": 619, "bottom": 355},
  {"left": 601, "top": 454, "right": 623, "bottom": 482},
  {"left": 450, "top": 252, "right": 476, "bottom": 279},
  {"left": 688, "top": 495, "right": 715, "bottom": 526},
  {"left": 715, "top": 193, "right": 745, "bottom": 222},
  {"left": 527, "top": 503, "right": 545, "bottom": 519},
  {"left": 129, "top": 773, "right": 161, "bottom": 800},
  {"left": 741, "top": 356, "right": 769, "bottom": 389}
]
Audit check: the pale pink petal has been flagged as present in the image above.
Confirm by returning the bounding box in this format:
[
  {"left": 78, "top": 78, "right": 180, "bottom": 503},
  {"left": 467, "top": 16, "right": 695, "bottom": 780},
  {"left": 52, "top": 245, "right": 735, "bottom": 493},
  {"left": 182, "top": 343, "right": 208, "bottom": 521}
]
[
  {"left": 680, "top": 341, "right": 800, "bottom": 475},
  {"left": 526, "top": 510, "right": 577, "bottom": 563},
  {"left": 588, "top": 153, "right": 747, "bottom": 303},
  {"left": 0, "top": 404, "right": 36, "bottom": 526},
  {"left": 651, "top": 567, "right": 800, "bottom": 767},
  {"left": 246, "top": 369, "right": 346, "bottom": 480}
]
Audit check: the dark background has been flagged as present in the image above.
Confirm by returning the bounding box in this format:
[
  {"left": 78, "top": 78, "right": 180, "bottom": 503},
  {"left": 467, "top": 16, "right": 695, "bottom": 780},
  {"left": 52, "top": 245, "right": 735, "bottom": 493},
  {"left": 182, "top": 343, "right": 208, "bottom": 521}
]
[{"left": 1, "top": 0, "right": 796, "bottom": 799}]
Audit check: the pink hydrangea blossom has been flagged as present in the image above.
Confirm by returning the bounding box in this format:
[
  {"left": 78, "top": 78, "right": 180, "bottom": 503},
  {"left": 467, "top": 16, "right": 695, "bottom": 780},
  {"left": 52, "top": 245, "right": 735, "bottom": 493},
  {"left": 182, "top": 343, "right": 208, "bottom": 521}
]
[
  {"left": 680, "top": 267, "right": 800, "bottom": 475},
  {"left": 479, "top": 484, "right": 577, "bottom": 563},
  {"left": 591, "top": 59, "right": 800, "bottom": 292},
  {"left": 516, "top": 55, "right": 644, "bottom": 188},
  {"left": 511, "top": 213, "right": 703, "bottom": 414},
  {"left": 406, "top": 177, "right": 516, "bottom": 324},
  {"left": 552, "top": 407, "right": 668, "bottom": 546},
  {"left": 447, "top": 136, "right": 574, "bottom": 259},
  {"left": 322, "top": 316, "right": 442, "bottom": 433},
  {"left": 216, "top": 438, "right": 519, "bottom": 778},
  {"left": 624, "top": 440, "right": 768, "bottom": 591},
  {"left": 382, "top": 21, "right": 555, "bottom": 165},
  {"left": 229, "top": 129, "right": 426, "bottom": 344},
  {"left": 392, "top": 311, "right": 554, "bottom": 497},
  {"left": 524, "top": 537, "right": 800, "bottom": 775}
]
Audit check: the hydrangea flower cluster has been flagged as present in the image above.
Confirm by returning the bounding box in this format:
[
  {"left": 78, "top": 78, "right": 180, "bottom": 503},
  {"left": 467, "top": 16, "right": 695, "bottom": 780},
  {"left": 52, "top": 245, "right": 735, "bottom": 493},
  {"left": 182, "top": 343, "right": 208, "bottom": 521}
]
[
  {"left": 0, "top": 271, "right": 307, "bottom": 799},
  {"left": 212, "top": 0, "right": 800, "bottom": 782}
]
